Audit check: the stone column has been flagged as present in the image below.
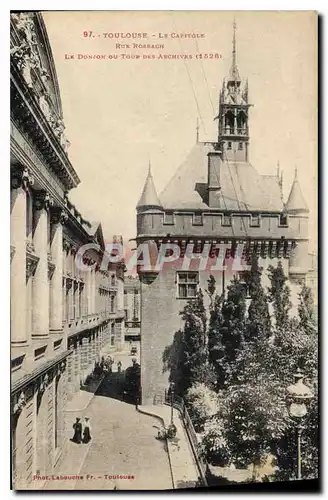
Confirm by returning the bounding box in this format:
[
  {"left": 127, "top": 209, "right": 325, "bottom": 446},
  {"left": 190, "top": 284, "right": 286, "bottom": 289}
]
[
  {"left": 11, "top": 167, "right": 33, "bottom": 345},
  {"left": 50, "top": 209, "right": 67, "bottom": 333},
  {"left": 32, "top": 191, "right": 53, "bottom": 338}
]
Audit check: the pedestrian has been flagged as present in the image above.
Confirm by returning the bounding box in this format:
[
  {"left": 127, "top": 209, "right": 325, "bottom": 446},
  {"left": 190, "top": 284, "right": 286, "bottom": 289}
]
[
  {"left": 71, "top": 417, "right": 82, "bottom": 444},
  {"left": 82, "top": 417, "right": 92, "bottom": 444},
  {"left": 117, "top": 360, "right": 122, "bottom": 373}
]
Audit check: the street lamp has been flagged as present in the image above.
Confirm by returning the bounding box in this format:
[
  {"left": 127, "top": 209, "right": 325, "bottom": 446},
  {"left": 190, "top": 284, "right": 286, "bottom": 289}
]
[
  {"left": 286, "top": 368, "right": 313, "bottom": 480},
  {"left": 170, "top": 381, "right": 175, "bottom": 425}
]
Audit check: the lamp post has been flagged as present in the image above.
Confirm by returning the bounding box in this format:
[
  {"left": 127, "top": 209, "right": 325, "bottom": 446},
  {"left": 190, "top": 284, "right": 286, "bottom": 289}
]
[
  {"left": 286, "top": 368, "right": 313, "bottom": 480},
  {"left": 170, "top": 381, "right": 175, "bottom": 425}
]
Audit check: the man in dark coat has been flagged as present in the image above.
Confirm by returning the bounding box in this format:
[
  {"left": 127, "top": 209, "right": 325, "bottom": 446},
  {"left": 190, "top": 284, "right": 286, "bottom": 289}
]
[{"left": 71, "top": 417, "right": 82, "bottom": 444}]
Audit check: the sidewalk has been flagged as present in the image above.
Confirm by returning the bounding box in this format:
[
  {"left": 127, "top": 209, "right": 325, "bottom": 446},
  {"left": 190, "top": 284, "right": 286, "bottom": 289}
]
[
  {"left": 66, "top": 375, "right": 105, "bottom": 412},
  {"left": 139, "top": 404, "right": 201, "bottom": 489}
]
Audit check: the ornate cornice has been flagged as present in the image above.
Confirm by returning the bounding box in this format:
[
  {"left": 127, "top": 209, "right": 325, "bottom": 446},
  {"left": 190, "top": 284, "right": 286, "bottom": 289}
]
[
  {"left": 10, "top": 68, "right": 80, "bottom": 191},
  {"left": 34, "top": 190, "right": 54, "bottom": 211}
]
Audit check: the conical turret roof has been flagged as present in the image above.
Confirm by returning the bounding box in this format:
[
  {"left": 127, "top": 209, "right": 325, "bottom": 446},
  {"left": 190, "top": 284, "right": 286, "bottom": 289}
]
[
  {"left": 137, "top": 163, "right": 162, "bottom": 209},
  {"left": 285, "top": 168, "right": 309, "bottom": 214}
]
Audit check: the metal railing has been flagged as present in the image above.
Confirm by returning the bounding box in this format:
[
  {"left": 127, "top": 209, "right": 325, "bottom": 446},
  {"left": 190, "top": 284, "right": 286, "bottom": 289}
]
[{"left": 154, "top": 391, "right": 208, "bottom": 486}]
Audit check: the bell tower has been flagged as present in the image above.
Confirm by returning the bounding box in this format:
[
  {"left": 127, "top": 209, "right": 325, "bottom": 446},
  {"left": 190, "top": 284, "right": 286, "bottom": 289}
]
[{"left": 217, "top": 21, "right": 251, "bottom": 162}]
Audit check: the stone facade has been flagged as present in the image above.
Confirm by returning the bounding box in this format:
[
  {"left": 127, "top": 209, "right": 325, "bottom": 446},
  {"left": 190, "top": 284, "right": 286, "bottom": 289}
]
[
  {"left": 136, "top": 24, "right": 311, "bottom": 405},
  {"left": 10, "top": 12, "right": 125, "bottom": 489}
]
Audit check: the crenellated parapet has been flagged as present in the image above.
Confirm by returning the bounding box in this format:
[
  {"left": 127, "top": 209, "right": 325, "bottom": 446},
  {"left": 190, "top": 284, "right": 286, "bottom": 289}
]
[{"left": 137, "top": 209, "right": 309, "bottom": 241}]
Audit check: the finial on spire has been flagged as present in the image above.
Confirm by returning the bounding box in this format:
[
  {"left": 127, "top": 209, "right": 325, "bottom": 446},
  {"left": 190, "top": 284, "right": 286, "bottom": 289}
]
[
  {"left": 294, "top": 166, "right": 298, "bottom": 180},
  {"left": 196, "top": 118, "right": 199, "bottom": 143},
  {"left": 277, "top": 160, "right": 280, "bottom": 178},
  {"left": 148, "top": 160, "right": 152, "bottom": 176}
]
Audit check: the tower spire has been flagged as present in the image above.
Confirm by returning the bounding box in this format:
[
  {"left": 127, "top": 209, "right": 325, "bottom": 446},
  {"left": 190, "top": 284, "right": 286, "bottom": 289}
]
[
  {"left": 196, "top": 118, "right": 199, "bottom": 143},
  {"left": 229, "top": 19, "right": 240, "bottom": 82}
]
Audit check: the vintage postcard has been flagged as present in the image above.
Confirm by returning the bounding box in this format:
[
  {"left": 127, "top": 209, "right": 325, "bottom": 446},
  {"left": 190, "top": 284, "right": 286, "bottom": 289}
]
[{"left": 10, "top": 10, "right": 318, "bottom": 491}]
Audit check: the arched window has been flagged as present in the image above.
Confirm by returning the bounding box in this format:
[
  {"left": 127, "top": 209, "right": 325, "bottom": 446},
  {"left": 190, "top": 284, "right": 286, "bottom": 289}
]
[
  {"left": 237, "top": 111, "right": 247, "bottom": 134},
  {"left": 224, "top": 111, "right": 234, "bottom": 135}
]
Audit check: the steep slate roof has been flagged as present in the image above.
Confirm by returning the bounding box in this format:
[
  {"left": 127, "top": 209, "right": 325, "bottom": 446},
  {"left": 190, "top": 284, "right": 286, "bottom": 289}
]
[
  {"left": 285, "top": 172, "right": 309, "bottom": 213},
  {"left": 159, "top": 143, "right": 283, "bottom": 212},
  {"left": 137, "top": 166, "right": 162, "bottom": 209}
]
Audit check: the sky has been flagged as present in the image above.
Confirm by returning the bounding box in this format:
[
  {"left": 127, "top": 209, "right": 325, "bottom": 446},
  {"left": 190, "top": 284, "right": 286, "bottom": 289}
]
[{"left": 42, "top": 11, "right": 317, "bottom": 251}]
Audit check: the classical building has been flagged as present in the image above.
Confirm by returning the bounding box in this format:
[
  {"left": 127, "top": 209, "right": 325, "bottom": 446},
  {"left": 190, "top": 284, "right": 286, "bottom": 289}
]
[
  {"left": 10, "top": 12, "right": 124, "bottom": 489},
  {"left": 124, "top": 276, "right": 141, "bottom": 344},
  {"left": 136, "top": 23, "right": 311, "bottom": 405}
]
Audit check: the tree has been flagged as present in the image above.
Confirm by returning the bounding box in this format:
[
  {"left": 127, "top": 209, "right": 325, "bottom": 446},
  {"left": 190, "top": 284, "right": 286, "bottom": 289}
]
[
  {"left": 185, "top": 382, "right": 219, "bottom": 433},
  {"left": 208, "top": 277, "right": 247, "bottom": 388},
  {"left": 267, "top": 261, "right": 292, "bottom": 330},
  {"left": 178, "top": 290, "right": 209, "bottom": 395},
  {"left": 244, "top": 255, "right": 271, "bottom": 343},
  {"left": 298, "top": 283, "right": 317, "bottom": 332},
  {"left": 201, "top": 259, "right": 318, "bottom": 481}
]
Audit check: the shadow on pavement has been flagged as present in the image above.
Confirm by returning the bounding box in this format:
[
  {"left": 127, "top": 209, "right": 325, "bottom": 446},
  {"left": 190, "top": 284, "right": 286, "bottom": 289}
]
[{"left": 94, "top": 370, "right": 137, "bottom": 406}]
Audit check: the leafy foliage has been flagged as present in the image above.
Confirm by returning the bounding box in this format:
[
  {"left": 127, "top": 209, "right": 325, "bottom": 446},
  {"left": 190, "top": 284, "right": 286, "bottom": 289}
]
[
  {"left": 185, "top": 382, "right": 219, "bottom": 432},
  {"left": 201, "top": 259, "right": 318, "bottom": 480},
  {"left": 267, "top": 261, "right": 292, "bottom": 330},
  {"left": 178, "top": 290, "right": 209, "bottom": 394},
  {"left": 244, "top": 255, "right": 271, "bottom": 343}
]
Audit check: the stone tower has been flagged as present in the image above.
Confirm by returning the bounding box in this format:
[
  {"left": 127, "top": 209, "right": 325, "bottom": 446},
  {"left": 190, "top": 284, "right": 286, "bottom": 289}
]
[{"left": 136, "top": 23, "right": 310, "bottom": 405}]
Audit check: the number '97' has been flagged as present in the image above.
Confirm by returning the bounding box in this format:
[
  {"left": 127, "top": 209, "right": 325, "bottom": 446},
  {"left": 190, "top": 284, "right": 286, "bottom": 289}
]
[{"left": 83, "top": 31, "right": 93, "bottom": 37}]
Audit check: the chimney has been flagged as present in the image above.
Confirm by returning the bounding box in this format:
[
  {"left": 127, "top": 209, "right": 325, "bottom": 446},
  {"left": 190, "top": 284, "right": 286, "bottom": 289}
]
[{"left": 207, "top": 151, "right": 222, "bottom": 207}]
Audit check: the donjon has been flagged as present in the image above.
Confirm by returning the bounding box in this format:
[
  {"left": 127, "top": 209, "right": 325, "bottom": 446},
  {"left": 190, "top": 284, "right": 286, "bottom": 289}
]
[{"left": 136, "top": 23, "right": 310, "bottom": 405}]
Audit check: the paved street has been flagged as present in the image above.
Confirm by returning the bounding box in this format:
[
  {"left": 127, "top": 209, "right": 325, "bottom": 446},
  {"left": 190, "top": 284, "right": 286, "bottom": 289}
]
[{"left": 46, "top": 345, "right": 173, "bottom": 490}]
